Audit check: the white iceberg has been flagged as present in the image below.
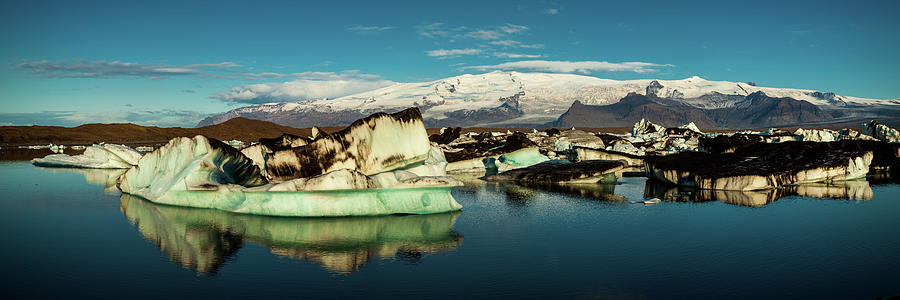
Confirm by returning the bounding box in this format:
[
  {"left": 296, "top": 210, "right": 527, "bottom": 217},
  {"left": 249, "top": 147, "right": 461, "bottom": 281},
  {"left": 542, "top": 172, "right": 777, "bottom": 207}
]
[
  {"left": 631, "top": 118, "right": 665, "bottom": 138},
  {"left": 118, "top": 135, "right": 267, "bottom": 203},
  {"left": 862, "top": 120, "right": 899, "bottom": 143},
  {"left": 678, "top": 122, "right": 703, "bottom": 134},
  {"left": 32, "top": 143, "right": 142, "bottom": 169}
]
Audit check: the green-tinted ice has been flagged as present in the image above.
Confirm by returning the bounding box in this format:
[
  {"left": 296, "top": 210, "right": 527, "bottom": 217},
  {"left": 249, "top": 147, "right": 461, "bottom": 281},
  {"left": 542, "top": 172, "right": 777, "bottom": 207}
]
[
  {"left": 145, "top": 186, "right": 462, "bottom": 217},
  {"left": 120, "top": 194, "right": 462, "bottom": 274}
]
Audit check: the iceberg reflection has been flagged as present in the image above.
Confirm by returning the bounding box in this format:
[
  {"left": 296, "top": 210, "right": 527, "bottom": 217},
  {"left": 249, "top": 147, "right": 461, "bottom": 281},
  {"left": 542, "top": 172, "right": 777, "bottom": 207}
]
[
  {"left": 119, "top": 194, "right": 463, "bottom": 275},
  {"left": 644, "top": 180, "right": 873, "bottom": 207},
  {"left": 36, "top": 167, "right": 126, "bottom": 193}
]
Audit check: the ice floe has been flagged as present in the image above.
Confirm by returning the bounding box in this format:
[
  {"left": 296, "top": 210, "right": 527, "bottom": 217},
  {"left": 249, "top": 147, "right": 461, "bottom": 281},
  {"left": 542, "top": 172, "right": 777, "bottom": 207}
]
[{"left": 32, "top": 143, "right": 142, "bottom": 169}]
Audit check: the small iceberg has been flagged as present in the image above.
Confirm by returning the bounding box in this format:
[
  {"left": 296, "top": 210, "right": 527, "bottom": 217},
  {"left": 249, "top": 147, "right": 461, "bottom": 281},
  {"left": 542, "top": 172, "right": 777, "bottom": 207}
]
[{"left": 32, "top": 143, "right": 142, "bottom": 169}]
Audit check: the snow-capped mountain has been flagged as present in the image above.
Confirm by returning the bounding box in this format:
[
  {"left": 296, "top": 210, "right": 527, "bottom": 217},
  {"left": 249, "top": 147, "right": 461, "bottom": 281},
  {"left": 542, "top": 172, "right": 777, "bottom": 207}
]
[{"left": 198, "top": 71, "right": 900, "bottom": 128}]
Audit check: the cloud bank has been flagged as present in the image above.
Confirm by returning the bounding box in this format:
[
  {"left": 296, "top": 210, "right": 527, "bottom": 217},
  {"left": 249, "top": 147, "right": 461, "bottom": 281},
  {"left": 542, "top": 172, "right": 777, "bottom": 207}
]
[
  {"left": 426, "top": 48, "right": 483, "bottom": 59},
  {"left": 14, "top": 60, "right": 241, "bottom": 79},
  {"left": 463, "top": 60, "right": 671, "bottom": 74},
  {"left": 0, "top": 110, "right": 210, "bottom": 127},
  {"left": 212, "top": 71, "right": 395, "bottom": 104}
]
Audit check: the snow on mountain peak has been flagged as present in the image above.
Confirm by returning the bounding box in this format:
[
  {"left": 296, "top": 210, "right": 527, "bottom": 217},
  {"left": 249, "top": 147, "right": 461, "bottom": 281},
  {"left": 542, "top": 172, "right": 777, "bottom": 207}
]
[{"left": 200, "top": 71, "right": 898, "bottom": 128}]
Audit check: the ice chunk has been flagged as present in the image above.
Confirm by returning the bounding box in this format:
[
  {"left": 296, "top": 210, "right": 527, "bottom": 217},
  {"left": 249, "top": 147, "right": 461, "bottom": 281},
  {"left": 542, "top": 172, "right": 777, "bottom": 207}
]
[
  {"left": 240, "top": 144, "right": 271, "bottom": 177},
  {"left": 118, "top": 135, "right": 267, "bottom": 202},
  {"left": 794, "top": 128, "right": 837, "bottom": 142},
  {"left": 554, "top": 129, "right": 605, "bottom": 152},
  {"left": 678, "top": 122, "right": 703, "bottom": 134},
  {"left": 266, "top": 169, "right": 374, "bottom": 191},
  {"left": 395, "top": 145, "right": 449, "bottom": 177},
  {"left": 862, "top": 120, "right": 900, "bottom": 143},
  {"left": 631, "top": 118, "right": 665, "bottom": 138},
  {"left": 266, "top": 108, "right": 431, "bottom": 181},
  {"left": 497, "top": 147, "right": 550, "bottom": 170},
  {"left": 32, "top": 143, "right": 142, "bottom": 169}
]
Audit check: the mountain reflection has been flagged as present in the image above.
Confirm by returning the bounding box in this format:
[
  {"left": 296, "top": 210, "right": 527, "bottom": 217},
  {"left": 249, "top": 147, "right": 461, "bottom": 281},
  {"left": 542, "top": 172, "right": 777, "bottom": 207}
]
[
  {"left": 119, "top": 194, "right": 463, "bottom": 275},
  {"left": 37, "top": 167, "right": 126, "bottom": 192},
  {"left": 644, "top": 180, "right": 874, "bottom": 207}
]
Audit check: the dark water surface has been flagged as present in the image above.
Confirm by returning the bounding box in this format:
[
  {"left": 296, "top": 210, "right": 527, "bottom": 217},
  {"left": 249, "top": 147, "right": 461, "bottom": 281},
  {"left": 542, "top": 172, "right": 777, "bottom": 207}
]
[{"left": 1, "top": 161, "right": 899, "bottom": 299}]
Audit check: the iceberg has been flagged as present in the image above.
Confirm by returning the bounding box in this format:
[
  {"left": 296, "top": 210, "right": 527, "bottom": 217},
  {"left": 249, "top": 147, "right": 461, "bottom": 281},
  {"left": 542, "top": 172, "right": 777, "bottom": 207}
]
[
  {"left": 678, "top": 122, "right": 703, "bottom": 134},
  {"left": 483, "top": 160, "right": 626, "bottom": 184},
  {"left": 117, "top": 108, "right": 463, "bottom": 217},
  {"left": 496, "top": 147, "right": 550, "bottom": 171},
  {"left": 631, "top": 118, "right": 665, "bottom": 138},
  {"left": 32, "top": 143, "right": 142, "bottom": 169},
  {"left": 117, "top": 135, "right": 267, "bottom": 203},
  {"left": 266, "top": 108, "right": 432, "bottom": 181},
  {"left": 862, "top": 120, "right": 900, "bottom": 143},
  {"left": 646, "top": 142, "right": 873, "bottom": 190}
]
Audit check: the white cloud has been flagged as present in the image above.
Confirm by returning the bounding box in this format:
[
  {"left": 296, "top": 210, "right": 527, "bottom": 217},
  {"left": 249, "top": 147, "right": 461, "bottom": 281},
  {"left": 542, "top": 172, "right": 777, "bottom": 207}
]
[
  {"left": 347, "top": 25, "right": 396, "bottom": 34},
  {"left": 213, "top": 71, "right": 395, "bottom": 104},
  {"left": 184, "top": 62, "right": 242, "bottom": 68},
  {"left": 15, "top": 59, "right": 241, "bottom": 79},
  {"left": 231, "top": 72, "right": 287, "bottom": 79},
  {"left": 417, "top": 22, "right": 466, "bottom": 38},
  {"left": 493, "top": 52, "right": 543, "bottom": 58},
  {"left": 426, "top": 48, "right": 483, "bottom": 59},
  {"left": 463, "top": 60, "right": 672, "bottom": 74},
  {"left": 465, "top": 29, "right": 504, "bottom": 40},
  {"left": 544, "top": 8, "right": 559, "bottom": 15},
  {"left": 488, "top": 40, "right": 545, "bottom": 49},
  {"left": 499, "top": 24, "right": 528, "bottom": 34}
]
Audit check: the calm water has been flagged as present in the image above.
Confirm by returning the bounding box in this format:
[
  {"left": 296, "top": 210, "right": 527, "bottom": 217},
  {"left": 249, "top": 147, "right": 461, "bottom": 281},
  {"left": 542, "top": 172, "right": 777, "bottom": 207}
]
[{"left": 1, "top": 161, "right": 899, "bottom": 299}]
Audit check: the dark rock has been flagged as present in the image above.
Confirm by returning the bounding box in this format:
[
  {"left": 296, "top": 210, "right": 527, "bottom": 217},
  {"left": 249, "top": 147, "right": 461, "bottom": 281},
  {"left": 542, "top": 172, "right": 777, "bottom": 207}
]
[
  {"left": 646, "top": 80, "right": 664, "bottom": 96},
  {"left": 544, "top": 128, "right": 561, "bottom": 137},
  {"left": 429, "top": 127, "right": 461, "bottom": 145}
]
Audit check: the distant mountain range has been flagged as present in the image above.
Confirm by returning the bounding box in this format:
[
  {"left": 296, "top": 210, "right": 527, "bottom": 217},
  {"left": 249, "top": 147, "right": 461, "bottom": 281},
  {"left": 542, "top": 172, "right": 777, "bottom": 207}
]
[
  {"left": 199, "top": 71, "right": 900, "bottom": 129},
  {"left": 554, "top": 91, "right": 833, "bottom": 128}
]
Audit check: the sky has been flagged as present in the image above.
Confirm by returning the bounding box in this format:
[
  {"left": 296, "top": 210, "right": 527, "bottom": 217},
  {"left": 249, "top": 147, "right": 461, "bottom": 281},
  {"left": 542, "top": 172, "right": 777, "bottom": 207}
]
[{"left": 1, "top": 0, "right": 898, "bottom": 127}]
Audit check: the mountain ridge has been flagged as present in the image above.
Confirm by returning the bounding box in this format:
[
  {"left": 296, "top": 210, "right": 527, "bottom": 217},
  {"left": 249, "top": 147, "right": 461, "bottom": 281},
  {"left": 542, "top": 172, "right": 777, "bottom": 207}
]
[{"left": 198, "top": 71, "right": 900, "bottom": 128}]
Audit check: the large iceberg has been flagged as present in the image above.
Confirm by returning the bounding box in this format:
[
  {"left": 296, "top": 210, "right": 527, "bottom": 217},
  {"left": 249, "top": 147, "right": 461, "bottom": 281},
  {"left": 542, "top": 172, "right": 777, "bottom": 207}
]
[
  {"left": 266, "top": 108, "right": 432, "bottom": 181},
  {"left": 32, "top": 143, "right": 142, "bottom": 169},
  {"left": 117, "top": 108, "right": 463, "bottom": 217}
]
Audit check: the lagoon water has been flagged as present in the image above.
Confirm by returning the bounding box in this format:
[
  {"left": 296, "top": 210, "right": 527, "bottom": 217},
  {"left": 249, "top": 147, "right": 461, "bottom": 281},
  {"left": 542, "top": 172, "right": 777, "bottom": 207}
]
[{"left": 1, "top": 160, "right": 899, "bottom": 299}]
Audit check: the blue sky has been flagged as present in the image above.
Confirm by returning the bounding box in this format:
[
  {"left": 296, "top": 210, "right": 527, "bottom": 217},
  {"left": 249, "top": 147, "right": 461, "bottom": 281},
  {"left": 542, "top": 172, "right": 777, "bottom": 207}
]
[{"left": 1, "top": 0, "right": 898, "bottom": 127}]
